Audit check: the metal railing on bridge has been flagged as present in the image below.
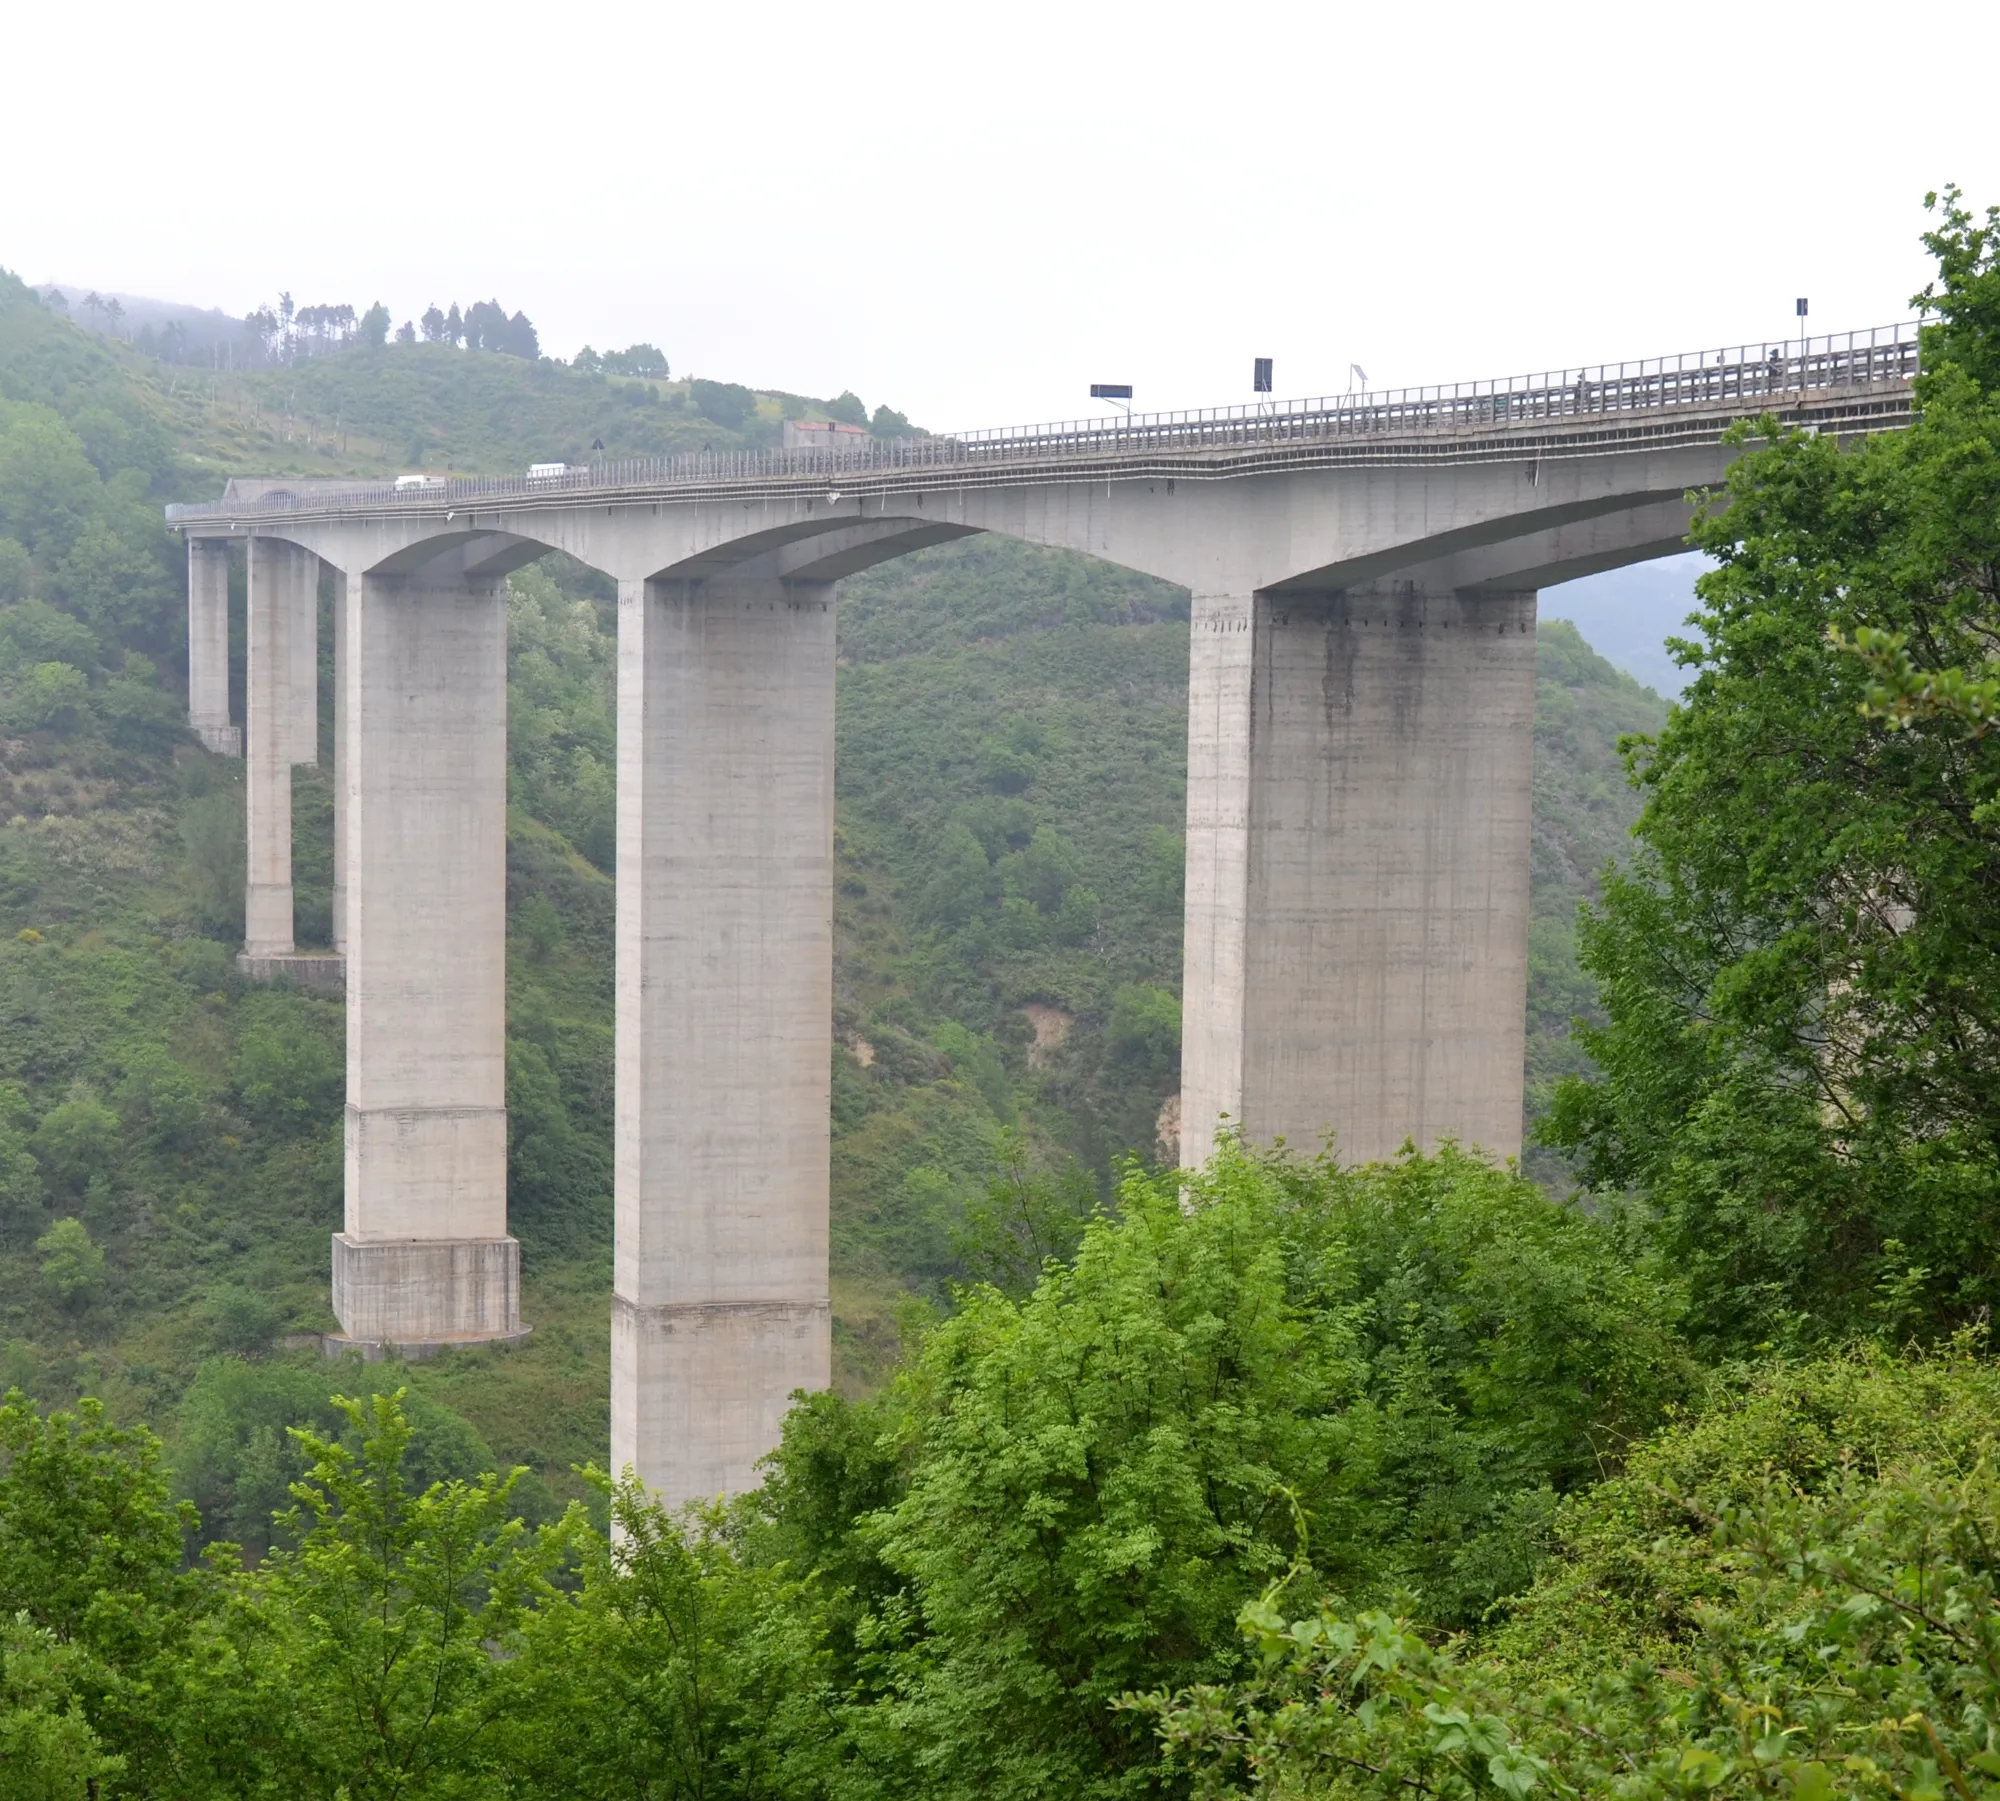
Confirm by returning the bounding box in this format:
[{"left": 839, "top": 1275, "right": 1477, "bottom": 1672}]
[{"left": 166, "top": 323, "right": 1921, "bottom": 523}]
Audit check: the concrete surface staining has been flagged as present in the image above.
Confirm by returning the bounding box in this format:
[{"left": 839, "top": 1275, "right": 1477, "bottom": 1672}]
[
  {"left": 186, "top": 539, "right": 238, "bottom": 756},
  {"left": 173, "top": 334, "right": 1916, "bottom": 1502},
  {"left": 1242, "top": 589, "right": 1537, "bottom": 1164},
  {"left": 243, "top": 538, "right": 304, "bottom": 956},
  {"left": 338, "top": 561, "right": 516, "bottom": 1344},
  {"left": 290, "top": 556, "right": 319, "bottom": 766},
  {"left": 611, "top": 573, "right": 835, "bottom": 1505}
]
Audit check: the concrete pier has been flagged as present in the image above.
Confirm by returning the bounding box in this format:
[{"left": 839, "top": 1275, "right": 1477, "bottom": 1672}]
[
  {"left": 187, "top": 539, "right": 239, "bottom": 756},
  {"left": 610, "top": 572, "right": 834, "bottom": 1507},
  {"left": 290, "top": 557, "right": 319, "bottom": 766},
  {"left": 334, "top": 560, "right": 519, "bottom": 1347},
  {"left": 244, "top": 539, "right": 309, "bottom": 955},
  {"left": 331, "top": 570, "right": 348, "bottom": 955},
  {"left": 1180, "top": 591, "right": 1257, "bottom": 1170},
  {"left": 1180, "top": 586, "right": 1538, "bottom": 1168},
  {"left": 173, "top": 321, "right": 1918, "bottom": 1500}
]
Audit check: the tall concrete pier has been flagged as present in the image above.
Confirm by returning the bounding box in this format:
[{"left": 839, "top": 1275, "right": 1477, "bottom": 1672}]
[
  {"left": 1182, "top": 586, "right": 1537, "bottom": 1168},
  {"left": 186, "top": 538, "right": 239, "bottom": 756},
  {"left": 173, "top": 323, "right": 1920, "bottom": 1500},
  {"left": 336, "top": 559, "right": 519, "bottom": 1346},
  {"left": 612, "top": 573, "right": 834, "bottom": 1504},
  {"left": 244, "top": 539, "right": 309, "bottom": 956}
]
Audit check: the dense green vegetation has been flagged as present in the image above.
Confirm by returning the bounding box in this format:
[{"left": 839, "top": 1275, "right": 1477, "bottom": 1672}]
[
  {"left": 0, "top": 248, "right": 1664, "bottom": 1424},
  {"left": 4, "top": 186, "right": 1993, "bottom": 1797},
  {"left": 1543, "top": 186, "right": 2000, "bottom": 1351}
]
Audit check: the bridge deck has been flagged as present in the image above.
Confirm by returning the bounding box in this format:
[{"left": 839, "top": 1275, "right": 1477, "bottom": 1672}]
[{"left": 167, "top": 324, "right": 1920, "bottom": 525}]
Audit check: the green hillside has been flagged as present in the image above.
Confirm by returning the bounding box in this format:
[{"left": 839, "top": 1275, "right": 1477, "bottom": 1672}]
[
  {"left": 0, "top": 264, "right": 1662, "bottom": 1497},
  {"left": 83, "top": 328, "right": 899, "bottom": 485}
]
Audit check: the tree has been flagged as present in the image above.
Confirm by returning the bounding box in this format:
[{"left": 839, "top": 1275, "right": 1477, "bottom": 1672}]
[
  {"left": 203, "top": 1392, "right": 572, "bottom": 1800},
  {"left": 0, "top": 1391, "right": 198, "bottom": 1789},
  {"left": 230, "top": 994, "right": 343, "bottom": 1133},
  {"left": 0, "top": 661, "right": 90, "bottom": 734},
  {"left": 444, "top": 302, "right": 463, "bottom": 346},
  {"left": 394, "top": 319, "right": 416, "bottom": 345},
  {"left": 1544, "top": 190, "right": 2000, "bottom": 1349},
  {"left": 825, "top": 390, "right": 867, "bottom": 426},
  {"left": 463, "top": 298, "right": 506, "bottom": 351},
  {"left": 0, "top": 1618, "right": 121, "bottom": 1799},
  {"left": 1135, "top": 1347, "right": 2000, "bottom": 1801},
  {"left": 34, "top": 1217, "right": 105, "bottom": 1307},
  {"left": 420, "top": 303, "right": 446, "bottom": 344},
  {"left": 602, "top": 342, "right": 667, "bottom": 378},
  {"left": 808, "top": 1143, "right": 1684, "bottom": 1801},
  {"left": 690, "top": 378, "right": 754, "bottom": 427},
  {"left": 102, "top": 298, "right": 123, "bottom": 338},
  {"left": 30, "top": 1086, "right": 117, "bottom": 1198},
  {"left": 502, "top": 1477, "right": 834, "bottom": 1798},
  {"left": 505, "top": 310, "right": 540, "bottom": 359}
]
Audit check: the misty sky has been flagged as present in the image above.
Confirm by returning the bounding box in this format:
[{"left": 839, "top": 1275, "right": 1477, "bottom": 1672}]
[{"left": 5, "top": 0, "right": 1994, "bottom": 433}]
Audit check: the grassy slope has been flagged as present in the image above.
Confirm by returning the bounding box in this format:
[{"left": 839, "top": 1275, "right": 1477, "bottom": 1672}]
[{"left": 0, "top": 294, "right": 1664, "bottom": 1506}]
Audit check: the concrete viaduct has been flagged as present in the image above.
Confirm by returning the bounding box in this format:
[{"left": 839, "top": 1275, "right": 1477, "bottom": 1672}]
[{"left": 167, "top": 326, "right": 1918, "bottom": 1507}]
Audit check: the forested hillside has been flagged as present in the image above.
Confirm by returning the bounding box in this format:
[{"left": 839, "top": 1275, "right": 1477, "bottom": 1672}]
[
  {"left": 3, "top": 189, "right": 1997, "bottom": 1798},
  {"left": 0, "top": 262, "right": 1662, "bottom": 1456}
]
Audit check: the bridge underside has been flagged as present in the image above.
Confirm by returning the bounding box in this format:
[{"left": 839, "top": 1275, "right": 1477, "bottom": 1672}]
[{"left": 174, "top": 428, "right": 1775, "bottom": 1503}]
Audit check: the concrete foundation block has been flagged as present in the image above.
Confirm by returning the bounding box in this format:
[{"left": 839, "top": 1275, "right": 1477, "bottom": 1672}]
[
  {"left": 610, "top": 1296, "right": 830, "bottom": 1510},
  {"left": 331, "top": 1232, "right": 523, "bottom": 1345},
  {"left": 235, "top": 951, "right": 345, "bottom": 993},
  {"left": 196, "top": 724, "right": 242, "bottom": 757}
]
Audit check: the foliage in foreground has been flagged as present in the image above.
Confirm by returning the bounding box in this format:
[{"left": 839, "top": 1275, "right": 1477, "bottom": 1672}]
[
  {"left": 1139, "top": 1344, "right": 2000, "bottom": 1801},
  {"left": 1544, "top": 188, "right": 2000, "bottom": 1349},
  {"left": 0, "top": 1143, "right": 1684, "bottom": 1799}
]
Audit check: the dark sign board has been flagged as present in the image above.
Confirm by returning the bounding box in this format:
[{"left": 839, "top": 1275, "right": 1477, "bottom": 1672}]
[
  {"left": 1253, "top": 356, "right": 1273, "bottom": 393},
  {"left": 1090, "top": 383, "right": 1134, "bottom": 400}
]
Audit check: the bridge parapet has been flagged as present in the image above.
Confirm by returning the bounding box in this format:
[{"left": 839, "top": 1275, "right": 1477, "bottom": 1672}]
[{"left": 166, "top": 324, "right": 1921, "bottom": 525}]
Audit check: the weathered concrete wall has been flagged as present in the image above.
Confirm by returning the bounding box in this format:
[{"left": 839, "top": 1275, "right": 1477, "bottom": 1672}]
[
  {"left": 333, "top": 1235, "right": 520, "bottom": 1344},
  {"left": 244, "top": 539, "right": 306, "bottom": 955},
  {"left": 610, "top": 571, "right": 834, "bottom": 1508},
  {"left": 1179, "top": 591, "right": 1255, "bottom": 1169},
  {"left": 186, "top": 539, "right": 238, "bottom": 755},
  {"left": 1181, "top": 587, "right": 1537, "bottom": 1167},
  {"left": 331, "top": 570, "right": 348, "bottom": 953},
  {"left": 337, "top": 561, "right": 516, "bottom": 1342},
  {"left": 290, "top": 558, "right": 319, "bottom": 766}
]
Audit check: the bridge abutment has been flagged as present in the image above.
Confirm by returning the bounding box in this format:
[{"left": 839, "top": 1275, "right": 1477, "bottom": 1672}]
[
  {"left": 610, "top": 572, "right": 834, "bottom": 1508},
  {"left": 1180, "top": 586, "right": 1537, "bottom": 1167},
  {"left": 334, "top": 564, "right": 520, "bottom": 1348}
]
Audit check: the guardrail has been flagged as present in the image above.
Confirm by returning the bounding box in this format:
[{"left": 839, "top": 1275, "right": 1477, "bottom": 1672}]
[{"left": 166, "top": 323, "right": 1921, "bottom": 523}]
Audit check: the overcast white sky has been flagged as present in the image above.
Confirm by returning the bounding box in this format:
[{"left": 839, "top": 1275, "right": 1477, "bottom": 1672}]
[{"left": 3, "top": 0, "right": 1994, "bottom": 431}]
